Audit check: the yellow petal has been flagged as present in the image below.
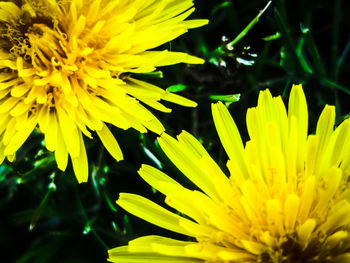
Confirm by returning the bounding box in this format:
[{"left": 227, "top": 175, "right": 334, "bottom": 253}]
[
  {"left": 55, "top": 127, "right": 68, "bottom": 171},
  {"left": 212, "top": 102, "right": 248, "bottom": 177},
  {"left": 298, "top": 219, "right": 316, "bottom": 247},
  {"left": 288, "top": 84, "right": 308, "bottom": 173},
  {"left": 96, "top": 123, "right": 123, "bottom": 162},
  {"left": 117, "top": 193, "right": 197, "bottom": 237},
  {"left": 138, "top": 164, "right": 182, "bottom": 196},
  {"left": 57, "top": 106, "right": 80, "bottom": 158},
  {"left": 284, "top": 194, "right": 300, "bottom": 230},
  {"left": 71, "top": 132, "right": 89, "bottom": 183},
  {"left": 158, "top": 133, "right": 219, "bottom": 201}
]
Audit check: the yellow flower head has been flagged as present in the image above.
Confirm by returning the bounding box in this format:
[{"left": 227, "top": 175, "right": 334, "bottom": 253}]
[
  {"left": 0, "top": 0, "right": 208, "bottom": 182},
  {"left": 109, "top": 85, "right": 350, "bottom": 262}
]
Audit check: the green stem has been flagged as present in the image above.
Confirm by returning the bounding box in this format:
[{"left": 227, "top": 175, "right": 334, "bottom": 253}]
[
  {"left": 227, "top": 1, "right": 272, "bottom": 47},
  {"left": 301, "top": 26, "right": 326, "bottom": 77}
]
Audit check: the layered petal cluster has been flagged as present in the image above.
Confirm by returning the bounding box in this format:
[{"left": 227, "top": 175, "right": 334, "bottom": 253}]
[
  {"left": 0, "top": 0, "right": 207, "bottom": 182},
  {"left": 109, "top": 85, "right": 350, "bottom": 262}
]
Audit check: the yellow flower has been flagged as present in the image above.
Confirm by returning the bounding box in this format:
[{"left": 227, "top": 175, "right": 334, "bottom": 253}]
[
  {"left": 0, "top": 0, "right": 207, "bottom": 183},
  {"left": 108, "top": 84, "right": 350, "bottom": 262}
]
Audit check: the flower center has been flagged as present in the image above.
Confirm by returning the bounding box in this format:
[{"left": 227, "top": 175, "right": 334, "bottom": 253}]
[
  {"left": 0, "top": 1, "right": 77, "bottom": 109},
  {"left": 0, "top": 1, "right": 56, "bottom": 63},
  {"left": 257, "top": 234, "right": 350, "bottom": 263}
]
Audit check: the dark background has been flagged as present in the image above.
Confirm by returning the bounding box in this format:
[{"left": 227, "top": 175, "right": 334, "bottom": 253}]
[{"left": 1, "top": 0, "right": 350, "bottom": 262}]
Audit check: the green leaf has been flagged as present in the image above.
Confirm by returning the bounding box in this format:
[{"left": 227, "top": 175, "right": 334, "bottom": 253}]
[
  {"left": 102, "top": 189, "right": 118, "bottom": 212},
  {"left": 322, "top": 79, "right": 350, "bottom": 95},
  {"left": 300, "top": 25, "right": 326, "bottom": 77},
  {"left": 263, "top": 32, "right": 281, "bottom": 41},
  {"left": 166, "top": 84, "right": 187, "bottom": 93},
  {"left": 143, "top": 146, "right": 163, "bottom": 169},
  {"left": 210, "top": 1, "right": 231, "bottom": 17},
  {"left": 295, "top": 37, "right": 313, "bottom": 74},
  {"left": 134, "top": 71, "right": 163, "bottom": 79},
  {"left": 228, "top": 1, "right": 272, "bottom": 47},
  {"left": 30, "top": 180, "right": 55, "bottom": 231},
  {"left": 209, "top": 94, "right": 241, "bottom": 103}
]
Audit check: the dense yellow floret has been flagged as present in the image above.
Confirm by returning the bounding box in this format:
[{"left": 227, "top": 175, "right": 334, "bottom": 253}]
[
  {"left": 109, "top": 85, "right": 350, "bottom": 263},
  {"left": 0, "top": 0, "right": 208, "bottom": 182}
]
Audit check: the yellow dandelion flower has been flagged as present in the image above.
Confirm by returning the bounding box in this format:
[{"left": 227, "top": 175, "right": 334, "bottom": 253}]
[
  {"left": 108, "top": 84, "right": 350, "bottom": 262},
  {"left": 0, "top": 0, "right": 208, "bottom": 183}
]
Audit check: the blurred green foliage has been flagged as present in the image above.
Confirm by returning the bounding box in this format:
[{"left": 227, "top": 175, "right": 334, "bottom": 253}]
[{"left": 1, "top": 0, "right": 350, "bottom": 262}]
